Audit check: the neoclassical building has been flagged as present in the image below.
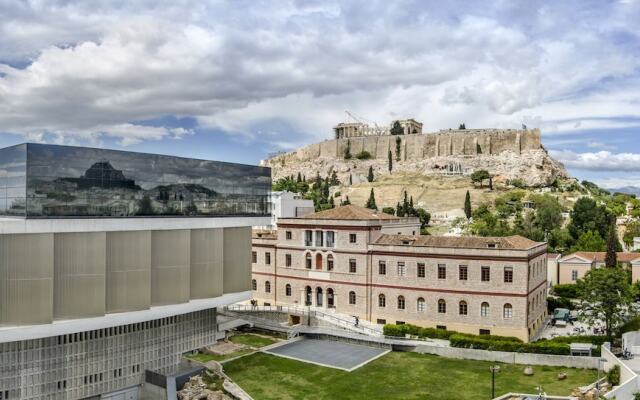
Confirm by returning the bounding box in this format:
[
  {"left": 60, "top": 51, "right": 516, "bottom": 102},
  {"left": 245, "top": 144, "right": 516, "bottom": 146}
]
[{"left": 252, "top": 205, "right": 548, "bottom": 342}]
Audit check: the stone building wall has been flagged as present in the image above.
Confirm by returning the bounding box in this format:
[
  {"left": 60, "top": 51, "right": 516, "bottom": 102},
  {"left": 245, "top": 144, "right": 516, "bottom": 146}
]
[{"left": 268, "top": 129, "right": 541, "bottom": 165}]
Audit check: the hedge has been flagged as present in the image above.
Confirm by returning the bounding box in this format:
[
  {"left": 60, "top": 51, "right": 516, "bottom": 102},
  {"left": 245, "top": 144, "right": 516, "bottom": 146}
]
[
  {"left": 547, "top": 296, "right": 575, "bottom": 313},
  {"left": 449, "top": 334, "right": 570, "bottom": 355},
  {"left": 383, "top": 324, "right": 456, "bottom": 340},
  {"left": 383, "top": 324, "right": 522, "bottom": 343},
  {"left": 551, "top": 284, "right": 579, "bottom": 299}
]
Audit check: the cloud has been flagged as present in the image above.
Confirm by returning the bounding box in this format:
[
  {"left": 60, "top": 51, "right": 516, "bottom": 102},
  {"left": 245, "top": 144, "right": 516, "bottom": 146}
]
[
  {"left": 550, "top": 150, "right": 640, "bottom": 172},
  {"left": 0, "top": 0, "right": 639, "bottom": 148}
]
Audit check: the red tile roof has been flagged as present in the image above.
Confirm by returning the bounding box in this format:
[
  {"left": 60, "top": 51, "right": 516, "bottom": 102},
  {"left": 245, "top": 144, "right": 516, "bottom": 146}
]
[
  {"left": 374, "top": 234, "right": 542, "bottom": 250},
  {"left": 298, "top": 205, "right": 401, "bottom": 221},
  {"left": 566, "top": 252, "right": 640, "bottom": 263}
]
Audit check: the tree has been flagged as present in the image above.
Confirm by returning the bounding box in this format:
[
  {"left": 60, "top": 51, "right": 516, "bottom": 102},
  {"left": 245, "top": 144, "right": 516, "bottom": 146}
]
[
  {"left": 367, "top": 166, "right": 374, "bottom": 182},
  {"left": 570, "top": 230, "right": 606, "bottom": 253},
  {"left": 365, "top": 188, "right": 377, "bottom": 210},
  {"left": 388, "top": 150, "right": 393, "bottom": 172},
  {"left": 349, "top": 174, "right": 353, "bottom": 185},
  {"left": 390, "top": 120, "right": 403, "bottom": 135},
  {"left": 395, "top": 136, "right": 402, "bottom": 161},
  {"left": 533, "top": 194, "right": 564, "bottom": 233},
  {"left": 606, "top": 217, "right": 619, "bottom": 268},
  {"left": 577, "top": 266, "right": 635, "bottom": 341},
  {"left": 344, "top": 139, "right": 352, "bottom": 159},
  {"left": 137, "top": 195, "right": 154, "bottom": 215},
  {"left": 296, "top": 172, "right": 302, "bottom": 183},
  {"left": 569, "top": 197, "right": 611, "bottom": 240},
  {"left": 329, "top": 196, "right": 335, "bottom": 208},
  {"left": 464, "top": 190, "right": 472, "bottom": 219},
  {"left": 341, "top": 196, "right": 351, "bottom": 206},
  {"left": 459, "top": 123, "right": 466, "bottom": 130},
  {"left": 470, "top": 170, "right": 490, "bottom": 188},
  {"left": 329, "top": 170, "right": 340, "bottom": 186},
  {"left": 382, "top": 207, "right": 395, "bottom": 215},
  {"left": 415, "top": 208, "right": 431, "bottom": 229}
]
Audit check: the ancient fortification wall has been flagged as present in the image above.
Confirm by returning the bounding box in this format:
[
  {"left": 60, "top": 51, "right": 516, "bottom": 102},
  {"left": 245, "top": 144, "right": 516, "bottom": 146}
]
[{"left": 271, "top": 129, "right": 541, "bottom": 164}]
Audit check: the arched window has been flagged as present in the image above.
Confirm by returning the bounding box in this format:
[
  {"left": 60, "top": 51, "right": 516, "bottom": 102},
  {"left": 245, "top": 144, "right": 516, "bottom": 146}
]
[
  {"left": 459, "top": 301, "right": 468, "bottom": 316},
  {"left": 251, "top": 279, "right": 257, "bottom": 291},
  {"left": 327, "top": 254, "right": 334, "bottom": 271},
  {"left": 285, "top": 284, "right": 292, "bottom": 297},
  {"left": 503, "top": 303, "right": 513, "bottom": 319},
  {"left": 417, "top": 297, "right": 425, "bottom": 312},
  {"left": 349, "top": 291, "right": 356, "bottom": 305},
  {"left": 305, "top": 253, "right": 312, "bottom": 269},
  {"left": 438, "top": 299, "right": 446, "bottom": 314},
  {"left": 265, "top": 281, "right": 271, "bottom": 293},
  {"left": 305, "top": 286, "right": 312, "bottom": 306},
  {"left": 480, "top": 302, "right": 490, "bottom": 317},
  {"left": 378, "top": 294, "right": 386, "bottom": 308},
  {"left": 397, "top": 296, "right": 405, "bottom": 310},
  {"left": 327, "top": 288, "right": 335, "bottom": 308}
]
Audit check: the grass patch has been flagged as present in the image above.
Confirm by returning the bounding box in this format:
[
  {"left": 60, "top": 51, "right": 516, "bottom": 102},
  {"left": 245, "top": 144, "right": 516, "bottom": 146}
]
[
  {"left": 186, "top": 348, "right": 254, "bottom": 363},
  {"left": 230, "top": 333, "right": 277, "bottom": 348},
  {"left": 224, "top": 352, "right": 597, "bottom": 400}
]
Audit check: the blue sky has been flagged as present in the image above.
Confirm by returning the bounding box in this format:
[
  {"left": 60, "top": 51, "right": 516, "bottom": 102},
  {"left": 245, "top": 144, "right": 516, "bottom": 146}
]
[{"left": 0, "top": 0, "right": 639, "bottom": 188}]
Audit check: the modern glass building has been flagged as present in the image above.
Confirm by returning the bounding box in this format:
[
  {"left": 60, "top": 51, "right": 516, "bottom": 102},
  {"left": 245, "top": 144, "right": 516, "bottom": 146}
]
[
  {"left": 0, "top": 143, "right": 270, "bottom": 218},
  {"left": 0, "top": 143, "right": 271, "bottom": 400}
]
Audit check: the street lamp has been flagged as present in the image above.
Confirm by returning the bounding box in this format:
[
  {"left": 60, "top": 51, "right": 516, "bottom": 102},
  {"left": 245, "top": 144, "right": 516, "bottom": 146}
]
[{"left": 489, "top": 365, "right": 500, "bottom": 399}]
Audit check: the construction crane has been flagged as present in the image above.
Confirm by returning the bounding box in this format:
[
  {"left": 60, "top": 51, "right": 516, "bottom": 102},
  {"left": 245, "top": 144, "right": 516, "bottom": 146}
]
[{"left": 344, "top": 111, "right": 385, "bottom": 135}]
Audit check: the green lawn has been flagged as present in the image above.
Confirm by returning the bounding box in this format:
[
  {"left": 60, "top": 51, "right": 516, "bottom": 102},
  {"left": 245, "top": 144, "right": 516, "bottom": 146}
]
[
  {"left": 229, "top": 333, "right": 277, "bottom": 348},
  {"left": 224, "top": 352, "right": 598, "bottom": 400}
]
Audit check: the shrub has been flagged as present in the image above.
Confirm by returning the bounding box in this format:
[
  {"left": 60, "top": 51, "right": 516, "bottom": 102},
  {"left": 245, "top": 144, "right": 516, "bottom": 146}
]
[
  {"left": 607, "top": 364, "right": 620, "bottom": 386},
  {"left": 355, "top": 150, "right": 372, "bottom": 160},
  {"left": 383, "top": 324, "right": 521, "bottom": 343},
  {"left": 547, "top": 296, "right": 574, "bottom": 313},
  {"left": 551, "top": 284, "right": 579, "bottom": 299},
  {"left": 382, "top": 207, "right": 395, "bottom": 215},
  {"left": 450, "top": 334, "right": 569, "bottom": 355},
  {"left": 508, "top": 178, "right": 527, "bottom": 188},
  {"left": 619, "top": 316, "right": 640, "bottom": 335}
]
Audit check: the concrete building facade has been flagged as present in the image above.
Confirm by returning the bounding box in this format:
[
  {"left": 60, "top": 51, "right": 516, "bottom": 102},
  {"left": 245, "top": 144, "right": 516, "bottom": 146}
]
[
  {"left": 0, "top": 143, "right": 270, "bottom": 399},
  {"left": 557, "top": 252, "right": 640, "bottom": 284},
  {"left": 251, "top": 205, "right": 548, "bottom": 342}
]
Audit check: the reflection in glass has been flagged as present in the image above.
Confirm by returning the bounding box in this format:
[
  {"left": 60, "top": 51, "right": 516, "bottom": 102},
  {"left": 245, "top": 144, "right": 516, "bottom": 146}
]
[{"left": 0, "top": 143, "right": 270, "bottom": 218}]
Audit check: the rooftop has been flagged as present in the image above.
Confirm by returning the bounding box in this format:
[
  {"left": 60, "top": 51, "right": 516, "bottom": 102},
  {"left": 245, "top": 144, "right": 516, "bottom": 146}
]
[
  {"left": 563, "top": 252, "right": 640, "bottom": 263},
  {"left": 252, "top": 229, "right": 277, "bottom": 240},
  {"left": 297, "top": 205, "right": 401, "bottom": 221},
  {"left": 374, "top": 234, "right": 543, "bottom": 250}
]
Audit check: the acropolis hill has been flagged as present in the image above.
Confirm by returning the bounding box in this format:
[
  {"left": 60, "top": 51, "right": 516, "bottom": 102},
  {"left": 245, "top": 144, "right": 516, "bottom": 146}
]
[{"left": 261, "top": 119, "right": 571, "bottom": 215}]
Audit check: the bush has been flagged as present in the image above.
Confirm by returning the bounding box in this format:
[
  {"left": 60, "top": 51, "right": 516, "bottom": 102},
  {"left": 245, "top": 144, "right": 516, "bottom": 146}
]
[
  {"left": 355, "top": 150, "right": 372, "bottom": 160},
  {"left": 551, "top": 284, "right": 579, "bottom": 299},
  {"left": 508, "top": 178, "right": 527, "bottom": 188},
  {"left": 547, "top": 296, "right": 575, "bottom": 313},
  {"left": 383, "top": 324, "right": 521, "bottom": 343},
  {"left": 383, "top": 324, "right": 456, "bottom": 340},
  {"left": 382, "top": 207, "right": 395, "bottom": 215},
  {"left": 607, "top": 364, "right": 620, "bottom": 386},
  {"left": 450, "top": 334, "right": 569, "bottom": 355},
  {"left": 619, "top": 316, "right": 640, "bottom": 335}
]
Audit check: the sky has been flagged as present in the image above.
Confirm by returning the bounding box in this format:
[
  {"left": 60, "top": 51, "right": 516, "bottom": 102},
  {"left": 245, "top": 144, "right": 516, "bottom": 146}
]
[{"left": 0, "top": 0, "right": 639, "bottom": 189}]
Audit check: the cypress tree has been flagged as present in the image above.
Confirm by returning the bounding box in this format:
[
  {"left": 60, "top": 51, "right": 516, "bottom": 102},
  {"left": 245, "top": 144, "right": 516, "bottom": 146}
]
[
  {"left": 388, "top": 150, "right": 393, "bottom": 172},
  {"left": 367, "top": 166, "right": 374, "bottom": 182},
  {"left": 349, "top": 174, "right": 353, "bottom": 185},
  {"left": 605, "top": 217, "right": 618, "bottom": 268},
  {"left": 464, "top": 190, "right": 472, "bottom": 219},
  {"left": 365, "top": 189, "right": 377, "bottom": 210},
  {"left": 296, "top": 172, "right": 302, "bottom": 183}
]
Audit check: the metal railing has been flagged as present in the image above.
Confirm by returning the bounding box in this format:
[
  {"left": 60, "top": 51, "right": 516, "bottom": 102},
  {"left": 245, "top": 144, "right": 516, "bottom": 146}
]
[{"left": 224, "top": 304, "right": 382, "bottom": 336}]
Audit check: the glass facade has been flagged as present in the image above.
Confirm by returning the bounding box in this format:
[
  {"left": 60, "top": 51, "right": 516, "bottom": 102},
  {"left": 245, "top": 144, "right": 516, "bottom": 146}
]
[{"left": 0, "top": 143, "right": 271, "bottom": 218}]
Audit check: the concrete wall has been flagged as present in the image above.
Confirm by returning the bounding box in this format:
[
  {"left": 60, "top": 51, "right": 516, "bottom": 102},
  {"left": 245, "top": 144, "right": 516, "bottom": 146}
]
[
  {"left": 0, "top": 233, "right": 53, "bottom": 326},
  {"left": 223, "top": 227, "right": 252, "bottom": 293},
  {"left": 1, "top": 227, "right": 246, "bottom": 327},
  {"left": 54, "top": 232, "right": 106, "bottom": 319},
  {"left": 106, "top": 231, "right": 152, "bottom": 313},
  {"left": 413, "top": 344, "right": 600, "bottom": 369},
  {"left": 602, "top": 344, "right": 639, "bottom": 399},
  {"left": 191, "top": 228, "right": 224, "bottom": 299},
  {"left": 151, "top": 230, "right": 190, "bottom": 306}
]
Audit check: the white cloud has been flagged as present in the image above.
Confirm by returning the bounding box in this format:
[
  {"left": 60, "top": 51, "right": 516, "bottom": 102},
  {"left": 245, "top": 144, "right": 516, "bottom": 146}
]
[
  {"left": 550, "top": 150, "right": 640, "bottom": 172},
  {"left": 0, "top": 0, "right": 639, "bottom": 147}
]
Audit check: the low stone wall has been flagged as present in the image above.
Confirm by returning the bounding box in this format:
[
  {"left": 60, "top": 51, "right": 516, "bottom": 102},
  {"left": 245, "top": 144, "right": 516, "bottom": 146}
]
[{"left": 412, "top": 344, "right": 600, "bottom": 369}]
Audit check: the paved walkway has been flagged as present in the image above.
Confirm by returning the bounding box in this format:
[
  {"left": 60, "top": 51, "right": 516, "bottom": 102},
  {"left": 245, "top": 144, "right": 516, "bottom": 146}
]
[{"left": 264, "top": 338, "right": 390, "bottom": 371}]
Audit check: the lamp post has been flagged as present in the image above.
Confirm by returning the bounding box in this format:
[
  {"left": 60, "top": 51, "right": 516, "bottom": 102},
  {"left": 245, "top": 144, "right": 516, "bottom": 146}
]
[{"left": 489, "top": 365, "right": 500, "bottom": 399}]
